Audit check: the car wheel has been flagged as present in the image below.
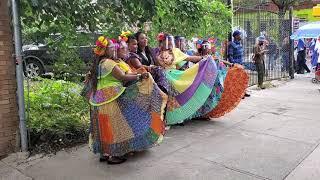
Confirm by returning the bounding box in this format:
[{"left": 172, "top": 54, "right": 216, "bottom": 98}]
[{"left": 24, "top": 59, "right": 44, "bottom": 78}]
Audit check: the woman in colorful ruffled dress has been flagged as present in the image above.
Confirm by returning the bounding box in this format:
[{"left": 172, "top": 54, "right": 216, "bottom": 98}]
[
  {"left": 196, "top": 39, "right": 249, "bottom": 118},
  {"left": 120, "top": 31, "right": 147, "bottom": 72},
  {"left": 121, "top": 32, "right": 170, "bottom": 94},
  {"left": 134, "top": 31, "right": 155, "bottom": 66},
  {"left": 190, "top": 40, "right": 228, "bottom": 119},
  {"left": 82, "top": 36, "right": 167, "bottom": 164},
  {"left": 116, "top": 37, "right": 129, "bottom": 61},
  {"left": 154, "top": 33, "right": 220, "bottom": 125}
]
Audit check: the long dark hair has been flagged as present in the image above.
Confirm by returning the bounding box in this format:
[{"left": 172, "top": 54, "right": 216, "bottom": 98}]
[
  {"left": 127, "top": 35, "right": 137, "bottom": 45},
  {"left": 88, "top": 55, "right": 104, "bottom": 94},
  {"left": 135, "top": 31, "right": 153, "bottom": 60}
]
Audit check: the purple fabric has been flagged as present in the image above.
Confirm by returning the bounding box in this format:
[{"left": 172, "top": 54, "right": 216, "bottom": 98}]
[
  {"left": 150, "top": 67, "right": 170, "bottom": 94},
  {"left": 151, "top": 47, "right": 160, "bottom": 65},
  {"left": 126, "top": 52, "right": 141, "bottom": 63},
  {"left": 174, "top": 57, "right": 218, "bottom": 105}
]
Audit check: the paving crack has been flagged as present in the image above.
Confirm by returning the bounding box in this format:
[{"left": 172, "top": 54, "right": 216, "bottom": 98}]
[
  {"left": 282, "top": 143, "right": 320, "bottom": 180},
  {"left": 236, "top": 128, "right": 316, "bottom": 146},
  {"left": 199, "top": 157, "right": 271, "bottom": 180}
]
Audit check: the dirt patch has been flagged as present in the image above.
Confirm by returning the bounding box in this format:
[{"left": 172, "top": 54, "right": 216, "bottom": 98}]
[{"left": 28, "top": 129, "right": 88, "bottom": 156}]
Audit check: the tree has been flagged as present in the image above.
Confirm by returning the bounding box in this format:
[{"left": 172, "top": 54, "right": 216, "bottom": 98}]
[
  {"left": 270, "top": 0, "right": 298, "bottom": 18},
  {"left": 233, "top": 0, "right": 267, "bottom": 8},
  {"left": 269, "top": 0, "right": 299, "bottom": 44},
  {"left": 21, "top": 0, "right": 101, "bottom": 43},
  {"left": 151, "top": 0, "right": 231, "bottom": 40},
  {"left": 20, "top": 0, "right": 231, "bottom": 82},
  {"left": 96, "top": 0, "right": 156, "bottom": 36}
]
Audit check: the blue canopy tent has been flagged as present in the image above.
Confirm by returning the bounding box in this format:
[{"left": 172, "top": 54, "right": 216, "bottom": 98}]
[{"left": 291, "top": 22, "right": 320, "bottom": 40}]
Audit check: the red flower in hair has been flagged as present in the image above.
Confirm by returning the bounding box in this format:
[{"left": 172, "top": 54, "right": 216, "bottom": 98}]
[
  {"left": 111, "top": 38, "right": 117, "bottom": 44},
  {"left": 157, "top": 32, "right": 166, "bottom": 41},
  {"left": 208, "top": 38, "right": 215, "bottom": 43},
  {"left": 96, "top": 40, "right": 104, "bottom": 48}
]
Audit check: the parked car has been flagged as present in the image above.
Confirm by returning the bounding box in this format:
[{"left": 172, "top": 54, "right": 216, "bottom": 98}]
[{"left": 22, "top": 33, "right": 100, "bottom": 78}]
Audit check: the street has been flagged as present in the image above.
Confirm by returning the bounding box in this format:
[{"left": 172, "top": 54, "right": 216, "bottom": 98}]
[{"left": 1, "top": 74, "right": 320, "bottom": 180}]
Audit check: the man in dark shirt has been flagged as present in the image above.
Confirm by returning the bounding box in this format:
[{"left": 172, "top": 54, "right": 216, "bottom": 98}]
[
  {"left": 228, "top": 30, "right": 244, "bottom": 64},
  {"left": 296, "top": 39, "right": 311, "bottom": 74},
  {"left": 228, "top": 30, "right": 250, "bottom": 97}
]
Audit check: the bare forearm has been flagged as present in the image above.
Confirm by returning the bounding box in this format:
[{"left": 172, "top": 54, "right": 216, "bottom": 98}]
[
  {"left": 112, "top": 66, "right": 140, "bottom": 82},
  {"left": 130, "top": 58, "right": 143, "bottom": 69},
  {"left": 186, "top": 56, "right": 202, "bottom": 63},
  {"left": 122, "top": 74, "right": 140, "bottom": 82},
  {"left": 220, "top": 59, "right": 233, "bottom": 66}
]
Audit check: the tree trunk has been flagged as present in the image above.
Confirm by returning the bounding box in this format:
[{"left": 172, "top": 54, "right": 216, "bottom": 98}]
[{"left": 278, "top": 8, "right": 286, "bottom": 45}]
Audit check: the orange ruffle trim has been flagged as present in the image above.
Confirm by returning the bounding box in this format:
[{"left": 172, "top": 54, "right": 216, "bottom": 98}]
[{"left": 206, "top": 66, "right": 249, "bottom": 118}]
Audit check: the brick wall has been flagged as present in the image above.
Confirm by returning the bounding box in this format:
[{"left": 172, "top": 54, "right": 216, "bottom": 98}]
[{"left": 0, "top": 0, "right": 19, "bottom": 157}]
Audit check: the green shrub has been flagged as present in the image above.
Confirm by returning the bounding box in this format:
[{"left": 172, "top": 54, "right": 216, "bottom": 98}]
[
  {"left": 52, "top": 48, "right": 88, "bottom": 83},
  {"left": 24, "top": 78, "right": 89, "bottom": 134}
]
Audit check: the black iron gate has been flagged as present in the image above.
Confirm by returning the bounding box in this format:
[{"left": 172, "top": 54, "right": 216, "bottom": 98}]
[{"left": 233, "top": 7, "right": 293, "bottom": 86}]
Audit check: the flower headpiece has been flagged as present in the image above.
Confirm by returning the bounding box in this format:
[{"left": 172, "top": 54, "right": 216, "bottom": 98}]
[
  {"left": 196, "top": 39, "right": 204, "bottom": 49},
  {"left": 119, "top": 31, "right": 132, "bottom": 42},
  {"left": 157, "top": 32, "right": 166, "bottom": 42},
  {"left": 94, "top": 36, "right": 108, "bottom": 56},
  {"left": 208, "top": 37, "right": 216, "bottom": 44},
  {"left": 111, "top": 38, "right": 120, "bottom": 50}
]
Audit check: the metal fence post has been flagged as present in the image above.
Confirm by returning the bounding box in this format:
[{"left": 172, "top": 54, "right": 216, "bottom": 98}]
[
  {"left": 289, "top": 6, "right": 294, "bottom": 79},
  {"left": 11, "top": 0, "right": 28, "bottom": 152},
  {"left": 225, "top": 0, "right": 233, "bottom": 61},
  {"left": 227, "top": 0, "right": 232, "bottom": 42}
]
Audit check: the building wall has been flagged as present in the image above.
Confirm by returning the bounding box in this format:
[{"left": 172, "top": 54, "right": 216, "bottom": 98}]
[{"left": 0, "top": 0, "right": 19, "bottom": 157}]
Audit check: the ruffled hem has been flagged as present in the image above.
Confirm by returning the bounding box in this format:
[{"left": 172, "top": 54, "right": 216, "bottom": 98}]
[
  {"left": 90, "top": 128, "right": 164, "bottom": 157},
  {"left": 165, "top": 58, "right": 218, "bottom": 124},
  {"left": 88, "top": 76, "right": 167, "bottom": 157},
  {"left": 166, "top": 83, "right": 213, "bottom": 125},
  {"left": 206, "top": 66, "right": 249, "bottom": 118},
  {"left": 89, "top": 86, "right": 126, "bottom": 106}
]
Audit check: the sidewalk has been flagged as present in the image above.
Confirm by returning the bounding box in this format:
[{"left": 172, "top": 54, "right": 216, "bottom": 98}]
[
  {"left": 0, "top": 161, "right": 31, "bottom": 180},
  {"left": 1, "top": 74, "right": 319, "bottom": 180}
]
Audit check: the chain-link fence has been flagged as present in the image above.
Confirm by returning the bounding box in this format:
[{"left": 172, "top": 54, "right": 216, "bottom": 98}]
[{"left": 233, "top": 7, "right": 293, "bottom": 86}]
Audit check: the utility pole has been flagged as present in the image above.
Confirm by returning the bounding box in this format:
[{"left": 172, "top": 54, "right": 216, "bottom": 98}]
[
  {"left": 289, "top": 6, "right": 294, "bottom": 79},
  {"left": 11, "top": 0, "right": 28, "bottom": 152},
  {"left": 227, "top": 0, "right": 233, "bottom": 42}
]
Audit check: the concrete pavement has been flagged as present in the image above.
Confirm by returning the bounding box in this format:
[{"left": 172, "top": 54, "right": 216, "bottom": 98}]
[{"left": 1, "top": 74, "right": 319, "bottom": 180}]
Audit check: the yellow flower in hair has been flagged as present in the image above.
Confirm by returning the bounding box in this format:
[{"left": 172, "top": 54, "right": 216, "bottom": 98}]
[
  {"left": 94, "top": 36, "right": 108, "bottom": 56},
  {"left": 102, "top": 39, "right": 108, "bottom": 46},
  {"left": 120, "top": 31, "right": 132, "bottom": 42},
  {"left": 121, "top": 31, "right": 132, "bottom": 38},
  {"left": 98, "top": 36, "right": 105, "bottom": 42},
  {"left": 96, "top": 36, "right": 108, "bottom": 48}
]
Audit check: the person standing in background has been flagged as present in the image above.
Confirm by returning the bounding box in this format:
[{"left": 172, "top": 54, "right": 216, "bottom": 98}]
[
  {"left": 253, "top": 36, "right": 268, "bottom": 89},
  {"left": 228, "top": 30, "right": 250, "bottom": 98},
  {"left": 265, "top": 36, "right": 277, "bottom": 71},
  {"left": 281, "top": 37, "right": 290, "bottom": 72},
  {"left": 296, "top": 39, "right": 311, "bottom": 74},
  {"left": 310, "top": 38, "right": 319, "bottom": 69}
]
